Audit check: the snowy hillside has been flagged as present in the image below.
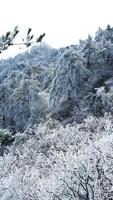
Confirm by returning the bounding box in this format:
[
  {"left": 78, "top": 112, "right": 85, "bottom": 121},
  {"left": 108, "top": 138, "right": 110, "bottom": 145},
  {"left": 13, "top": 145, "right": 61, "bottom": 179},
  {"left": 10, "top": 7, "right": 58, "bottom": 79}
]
[
  {"left": 1, "top": 26, "right": 113, "bottom": 132},
  {"left": 0, "top": 43, "right": 59, "bottom": 132},
  {"left": 1, "top": 26, "right": 113, "bottom": 199}
]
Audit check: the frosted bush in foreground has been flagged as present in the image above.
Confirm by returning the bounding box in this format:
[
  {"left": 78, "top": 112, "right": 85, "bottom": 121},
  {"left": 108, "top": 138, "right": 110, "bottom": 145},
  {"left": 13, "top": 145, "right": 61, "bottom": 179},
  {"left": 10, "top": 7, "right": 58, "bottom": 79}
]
[{"left": 0, "top": 114, "right": 113, "bottom": 199}]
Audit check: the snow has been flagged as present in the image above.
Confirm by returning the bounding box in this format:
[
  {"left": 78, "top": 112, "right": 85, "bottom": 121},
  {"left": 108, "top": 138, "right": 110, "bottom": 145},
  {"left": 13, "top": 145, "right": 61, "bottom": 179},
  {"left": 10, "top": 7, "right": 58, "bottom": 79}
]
[{"left": 0, "top": 26, "right": 113, "bottom": 199}]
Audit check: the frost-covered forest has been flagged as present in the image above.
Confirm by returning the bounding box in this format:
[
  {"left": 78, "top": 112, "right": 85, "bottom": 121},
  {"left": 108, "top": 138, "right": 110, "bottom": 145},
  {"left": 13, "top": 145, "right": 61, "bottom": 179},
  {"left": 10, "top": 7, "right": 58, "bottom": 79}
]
[{"left": 1, "top": 26, "right": 113, "bottom": 199}]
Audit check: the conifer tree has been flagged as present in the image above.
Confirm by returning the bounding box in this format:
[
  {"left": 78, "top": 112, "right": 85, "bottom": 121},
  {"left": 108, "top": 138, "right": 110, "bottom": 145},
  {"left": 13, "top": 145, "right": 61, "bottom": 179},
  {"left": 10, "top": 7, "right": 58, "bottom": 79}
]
[{"left": 0, "top": 26, "right": 45, "bottom": 53}]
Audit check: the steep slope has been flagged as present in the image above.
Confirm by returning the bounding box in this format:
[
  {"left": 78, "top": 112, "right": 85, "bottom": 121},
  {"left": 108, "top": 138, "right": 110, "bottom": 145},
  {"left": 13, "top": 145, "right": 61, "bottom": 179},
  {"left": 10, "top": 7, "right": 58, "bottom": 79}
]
[
  {"left": 1, "top": 26, "right": 113, "bottom": 200},
  {"left": 50, "top": 26, "right": 113, "bottom": 119},
  {"left": 1, "top": 26, "right": 113, "bottom": 132}
]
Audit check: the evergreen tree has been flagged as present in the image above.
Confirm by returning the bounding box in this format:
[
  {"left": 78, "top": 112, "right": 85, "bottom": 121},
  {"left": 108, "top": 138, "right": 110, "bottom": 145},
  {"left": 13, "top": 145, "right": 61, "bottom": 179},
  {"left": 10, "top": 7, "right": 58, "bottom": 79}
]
[{"left": 0, "top": 26, "right": 45, "bottom": 53}]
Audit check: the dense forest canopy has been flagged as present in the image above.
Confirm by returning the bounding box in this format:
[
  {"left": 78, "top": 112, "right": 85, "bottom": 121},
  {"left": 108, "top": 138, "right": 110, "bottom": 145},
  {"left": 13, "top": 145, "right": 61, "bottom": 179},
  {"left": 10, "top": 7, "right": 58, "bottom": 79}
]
[
  {"left": 1, "top": 25, "right": 113, "bottom": 199},
  {"left": 1, "top": 25, "right": 113, "bottom": 131}
]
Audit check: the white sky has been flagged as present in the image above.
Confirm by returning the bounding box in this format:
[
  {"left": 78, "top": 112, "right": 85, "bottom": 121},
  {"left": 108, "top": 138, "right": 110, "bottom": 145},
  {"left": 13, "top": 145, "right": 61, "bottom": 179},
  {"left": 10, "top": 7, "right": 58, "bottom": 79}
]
[{"left": 0, "top": 0, "right": 113, "bottom": 58}]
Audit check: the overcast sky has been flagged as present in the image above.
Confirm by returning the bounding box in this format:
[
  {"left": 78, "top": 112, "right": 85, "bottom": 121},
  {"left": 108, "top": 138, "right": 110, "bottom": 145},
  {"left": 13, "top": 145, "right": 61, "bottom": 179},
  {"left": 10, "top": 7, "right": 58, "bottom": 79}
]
[{"left": 0, "top": 0, "right": 113, "bottom": 58}]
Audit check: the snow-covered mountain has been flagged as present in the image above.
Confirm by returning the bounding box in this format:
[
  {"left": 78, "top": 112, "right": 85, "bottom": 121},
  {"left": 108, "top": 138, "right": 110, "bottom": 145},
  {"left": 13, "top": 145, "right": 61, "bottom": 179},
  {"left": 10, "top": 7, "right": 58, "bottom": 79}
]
[
  {"left": 1, "top": 26, "right": 113, "bottom": 199},
  {"left": 1, "top": 27, "right": 113, "bottom": 132}
]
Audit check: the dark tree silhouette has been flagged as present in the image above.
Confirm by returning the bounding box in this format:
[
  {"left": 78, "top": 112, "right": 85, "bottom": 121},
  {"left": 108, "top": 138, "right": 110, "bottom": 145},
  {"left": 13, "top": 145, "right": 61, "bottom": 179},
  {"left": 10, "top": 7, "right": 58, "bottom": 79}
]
[
  {"left": 0, "top": 26, "right": 45, "bottom": 53},
  {"left": 36, "top": 33, "right": 46, "bottom": 43}
]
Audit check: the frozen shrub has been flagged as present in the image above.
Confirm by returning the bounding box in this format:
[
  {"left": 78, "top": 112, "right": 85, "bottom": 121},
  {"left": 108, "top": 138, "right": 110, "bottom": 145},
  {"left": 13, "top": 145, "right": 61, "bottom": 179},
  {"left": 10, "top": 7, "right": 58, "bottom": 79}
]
[{"left": 0, "top": 115, "right": 113, "bottom": 199}]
